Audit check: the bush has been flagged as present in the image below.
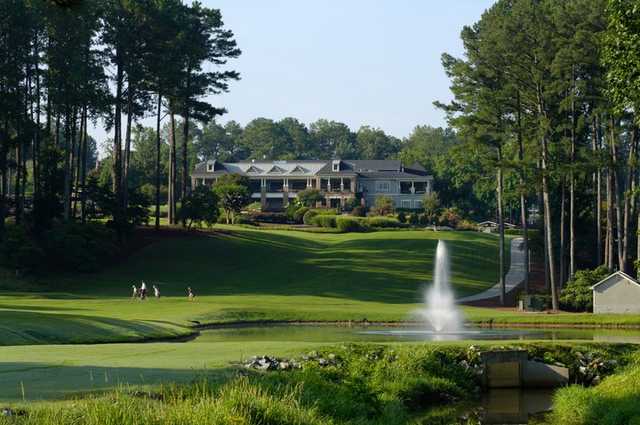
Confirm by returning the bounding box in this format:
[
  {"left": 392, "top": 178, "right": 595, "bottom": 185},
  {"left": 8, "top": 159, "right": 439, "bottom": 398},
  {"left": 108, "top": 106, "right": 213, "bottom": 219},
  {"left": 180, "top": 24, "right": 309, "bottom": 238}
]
[
  {"left": 438, "top": 207, "right": 462, "bottom": 228},
  {"left": 292, "top": 207, "right": 309, "bottom": 224},
  {"left": 312, "top": 214, "right": 337, "bottom": 228},
  {"left": 297, "top": 188, "right": 324, "bottom": 207},
  {"left": 303, "top": 209, "right": 319, "bottom": 225},
  {"left": 560, "top": 266, "right": 610, "bottom": 312},
  {"left": 367, "top": 216, "right": 403, "bottom": 228},
  {"left": 1, "top": 225, "right": 45, "bottom": 272},
  {"left": 456, "top": 219, "right": 478, "bottom": 231},
  {"left": 409, "top": 213, "right": 420, "bottom": 226},
  {"left": 351, "top": 206, "right": 366, "bottom": 217},
  {"left": 179, "top": 186, "right": 219, "bottom": 229},
  {"left": 370, "top": 195, "right": 395, "bottom": 216},
  {"left": 336, "top": 217, "right": 366, "bottom": 232},
  {"left": 397, "top": 211, "right": 407, "bottom": 223},
  {"left": 250, "top": 212, "right": 288, "bottom": 224}
]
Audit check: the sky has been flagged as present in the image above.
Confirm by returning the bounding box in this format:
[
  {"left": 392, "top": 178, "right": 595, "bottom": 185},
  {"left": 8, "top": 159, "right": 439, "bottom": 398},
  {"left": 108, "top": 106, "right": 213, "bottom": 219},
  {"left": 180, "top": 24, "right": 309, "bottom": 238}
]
[{"left": 92, "top": 0, "right": 496, "bottom": 148}]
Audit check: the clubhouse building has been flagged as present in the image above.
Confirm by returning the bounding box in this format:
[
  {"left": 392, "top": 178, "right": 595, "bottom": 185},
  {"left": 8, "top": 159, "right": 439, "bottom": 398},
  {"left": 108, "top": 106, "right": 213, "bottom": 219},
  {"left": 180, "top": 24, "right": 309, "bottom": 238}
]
[{"left": 191, "top": 159, "right": 433, "bottom": 211}]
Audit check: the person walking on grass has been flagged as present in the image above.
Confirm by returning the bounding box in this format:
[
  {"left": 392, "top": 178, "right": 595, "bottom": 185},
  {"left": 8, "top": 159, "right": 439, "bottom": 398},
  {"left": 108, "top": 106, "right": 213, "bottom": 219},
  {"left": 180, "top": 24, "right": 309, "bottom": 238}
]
[
  {"left": 153, "top": 285, "right": 160, "bottom": 298},
  {"left": 131, "top": 285, "right": 138, "bottom": 300},
  {"left": 187, "top": 286, "right": 195, "bottom": 301},
  {"left": 140, "top": 281, "right": 147, "bottom": 300}
]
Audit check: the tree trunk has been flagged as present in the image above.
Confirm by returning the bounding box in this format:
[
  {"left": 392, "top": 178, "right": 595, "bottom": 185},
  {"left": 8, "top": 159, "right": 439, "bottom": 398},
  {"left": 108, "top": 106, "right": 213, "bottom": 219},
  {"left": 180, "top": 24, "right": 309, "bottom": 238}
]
[
  {"left": 560, "top": 179, "right": 566, "bottom": 287},
  {"left": 569, "top": 71, "right": 576, "bottom": 278},
  {"left": 606, "top": 150, "right": 615, "bottom": 271},
  {"left": 155, "top": 93, "right": 162, "bottom": 231},
  {"left": 168, "top": 110, "right": 177, "bottom": 225},
  {"left": 123, "top": 89, "right": 133, "bottom": 219},
  {"left": 113, "top": 61, "right": 124, "bottom": 230},
  {"left": 80, "top": 106, "right": 88, "bottom": 223},
  {"left": 182, "top": 107, "right": 190, "bottom": 227},
  {"left": 593, "top": 114, "right": 602, "bottom": 266},
  {"left": 610, "top": 117, "right": 624, "bottom": 271},
  {"left": 517, "top": 92, "right": 529, "bottom": 293},
  {"left": 63, "top": 110, "right": 72, "bottom": 221},
  {"left": 497, "top": 146, "right": 505, "bottom": 306},
  {"left": 542, "top": 135, "right": 558, "bottom": 310},
  {"left": 623, "top": 127, "right": 636, "bottom": 273}
]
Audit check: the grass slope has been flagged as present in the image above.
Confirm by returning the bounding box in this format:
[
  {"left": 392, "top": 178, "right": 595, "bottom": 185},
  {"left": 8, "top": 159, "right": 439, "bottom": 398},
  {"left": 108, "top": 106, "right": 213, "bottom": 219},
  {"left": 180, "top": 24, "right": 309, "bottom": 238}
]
[{"left": 0, "top": 227, "right": 505, "bottom": 345}]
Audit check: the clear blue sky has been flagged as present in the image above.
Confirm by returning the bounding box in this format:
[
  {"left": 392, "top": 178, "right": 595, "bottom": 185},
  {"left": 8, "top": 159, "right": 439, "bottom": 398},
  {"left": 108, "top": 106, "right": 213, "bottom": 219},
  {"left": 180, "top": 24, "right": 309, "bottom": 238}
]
[{"left": 93, "top": 1, "right": 496, "bottom": 148}]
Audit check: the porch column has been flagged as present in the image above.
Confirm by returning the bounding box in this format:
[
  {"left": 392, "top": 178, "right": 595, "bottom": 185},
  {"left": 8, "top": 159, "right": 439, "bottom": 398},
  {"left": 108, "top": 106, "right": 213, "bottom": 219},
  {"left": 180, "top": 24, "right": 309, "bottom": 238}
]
[
  {"left": 340, "top": 178, "right": 344, "bottom": 192},
  {"left": 351, "top": 177, "right": 356, "bottom": 193},
  {"left": 283, "top": 179, "right": 289, "bottom": 207},
  {"left": 411, "top": 181, "right": 415, "bottom": 194},
  {"left": 260, "top": 178, "right": 267, "bottom": 209}
]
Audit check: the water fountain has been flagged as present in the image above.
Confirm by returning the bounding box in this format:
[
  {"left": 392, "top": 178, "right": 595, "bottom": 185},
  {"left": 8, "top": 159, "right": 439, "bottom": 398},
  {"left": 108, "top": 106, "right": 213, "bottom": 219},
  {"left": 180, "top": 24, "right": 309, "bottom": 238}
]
[{"left": 417, "top": 240, "right": 463, "bottom": 332}]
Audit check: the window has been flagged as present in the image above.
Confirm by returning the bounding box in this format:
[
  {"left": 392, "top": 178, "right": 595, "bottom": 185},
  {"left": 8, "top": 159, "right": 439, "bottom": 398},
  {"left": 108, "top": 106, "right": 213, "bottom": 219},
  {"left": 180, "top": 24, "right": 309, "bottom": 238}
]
[
  {"left": 332, "top": 160, "right": 340, "bottom": 172},
  {"left": 414, "top": 200, "right": 423, "bottom": 209},
  {"left": 207, "top": 163, "right": 214, "bottom": 172},
  {"left": 376, "top": 181, "right": 390, "bottom": 192},
  {"left": 401, "top": 200, "right": 411, "bottom": 209}
]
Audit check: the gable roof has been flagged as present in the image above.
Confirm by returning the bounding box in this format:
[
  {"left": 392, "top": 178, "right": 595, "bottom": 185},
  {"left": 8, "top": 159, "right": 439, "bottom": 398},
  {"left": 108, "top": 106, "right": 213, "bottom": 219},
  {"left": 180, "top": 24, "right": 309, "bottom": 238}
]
[
  {"left": 268, "top": 165, "right": 286, "bottom": 174},
  {"left": 591, "top": 271, "right": 640, "bottom": 290},
  {"left": 246, "top": 165, "right": 262, "bottom": 173},
  {"left": 290, "top": 165, "right": 308, "bottom": 174}
]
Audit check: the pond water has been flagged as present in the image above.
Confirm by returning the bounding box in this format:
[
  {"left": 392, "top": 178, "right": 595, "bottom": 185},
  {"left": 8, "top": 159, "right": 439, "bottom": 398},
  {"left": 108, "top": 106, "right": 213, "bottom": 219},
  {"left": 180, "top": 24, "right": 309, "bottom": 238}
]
[{"left": 196, "top": 323, "right": 640, "bottom": 344}]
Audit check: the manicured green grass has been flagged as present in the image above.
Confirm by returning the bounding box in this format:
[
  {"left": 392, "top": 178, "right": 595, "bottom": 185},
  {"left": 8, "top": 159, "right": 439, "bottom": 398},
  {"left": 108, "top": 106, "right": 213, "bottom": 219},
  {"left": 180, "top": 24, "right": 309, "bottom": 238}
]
[
  {"left": 551, "top": 352, "right": 640, "bottom": 425},
  {"left": 0, "top": 226, "right": 507, "bottom": 345}
]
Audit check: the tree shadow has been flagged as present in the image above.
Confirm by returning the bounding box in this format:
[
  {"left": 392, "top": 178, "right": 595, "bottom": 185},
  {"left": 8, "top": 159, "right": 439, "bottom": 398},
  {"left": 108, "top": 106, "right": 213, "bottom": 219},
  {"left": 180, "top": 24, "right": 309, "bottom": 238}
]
[
  {"left": 0, "top": 362, "right": 235, "bottom": 402},
  {"left": 0, "top": 310, "right": 187, "bottom": 346}
]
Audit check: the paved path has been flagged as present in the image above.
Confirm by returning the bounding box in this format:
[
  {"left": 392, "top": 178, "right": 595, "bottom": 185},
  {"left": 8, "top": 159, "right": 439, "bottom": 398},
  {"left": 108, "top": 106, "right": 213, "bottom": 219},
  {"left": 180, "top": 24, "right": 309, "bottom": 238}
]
[{"left": 456, "top": 237, "right": 525, "bottom": 304}]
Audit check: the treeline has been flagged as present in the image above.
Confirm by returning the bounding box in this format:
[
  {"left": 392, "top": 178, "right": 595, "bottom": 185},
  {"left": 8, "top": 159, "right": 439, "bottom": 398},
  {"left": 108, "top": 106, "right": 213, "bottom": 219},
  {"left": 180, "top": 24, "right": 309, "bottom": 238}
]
[
  {"left": 439, "top": 0, "right": 640, "bottom": 307},
  {"left": 0, "top": 0, "right": 240, "bottom": 238}
]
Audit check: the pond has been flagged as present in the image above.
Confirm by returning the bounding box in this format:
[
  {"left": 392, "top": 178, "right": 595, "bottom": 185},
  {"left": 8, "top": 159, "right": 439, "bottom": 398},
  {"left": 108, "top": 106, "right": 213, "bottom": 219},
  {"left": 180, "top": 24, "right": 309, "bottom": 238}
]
[{"left": 196, "top": 323, "right": 640, "bottom": 344}]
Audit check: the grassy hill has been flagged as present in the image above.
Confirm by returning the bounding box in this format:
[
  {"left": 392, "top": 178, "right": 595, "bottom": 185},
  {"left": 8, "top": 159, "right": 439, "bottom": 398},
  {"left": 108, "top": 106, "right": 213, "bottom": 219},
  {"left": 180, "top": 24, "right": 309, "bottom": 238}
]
[{"left": 0, "top": 226, "right": 505, "bottom": 346}]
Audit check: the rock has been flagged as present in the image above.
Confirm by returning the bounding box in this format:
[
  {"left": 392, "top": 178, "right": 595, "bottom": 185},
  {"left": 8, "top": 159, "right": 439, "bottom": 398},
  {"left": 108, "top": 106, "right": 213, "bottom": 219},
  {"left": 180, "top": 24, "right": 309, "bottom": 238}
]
[{"left": 1, "top": 408, "right": 15, "bottom": 417}]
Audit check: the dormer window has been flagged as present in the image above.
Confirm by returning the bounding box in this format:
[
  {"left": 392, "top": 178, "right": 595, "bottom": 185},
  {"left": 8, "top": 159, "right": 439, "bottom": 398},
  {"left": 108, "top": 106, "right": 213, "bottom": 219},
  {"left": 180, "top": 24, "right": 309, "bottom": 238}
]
[
  {"left": 207, "top": 163, "right": 214, "bottom": 172},
  {"left": 332, "top": 160, "right": 340, "bottom": 172}
]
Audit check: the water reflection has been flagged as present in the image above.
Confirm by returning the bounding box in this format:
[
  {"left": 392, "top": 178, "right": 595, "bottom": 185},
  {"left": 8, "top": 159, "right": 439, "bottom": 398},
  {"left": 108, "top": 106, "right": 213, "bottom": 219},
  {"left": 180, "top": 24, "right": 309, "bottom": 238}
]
[{"left": 478, "top": 388, "right": 554, "bottom": 424}]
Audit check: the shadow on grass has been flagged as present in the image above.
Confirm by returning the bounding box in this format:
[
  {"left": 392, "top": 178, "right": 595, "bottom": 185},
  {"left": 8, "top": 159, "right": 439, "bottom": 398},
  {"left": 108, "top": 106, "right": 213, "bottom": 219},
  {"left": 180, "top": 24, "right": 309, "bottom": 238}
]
[
  {"left": 49, "top": 229, "right": 502, "bottom": 304},
  {"left": 0, "top": 362, "right": 235, "bottom": 402},
  {"left": 0, "top": 310, "right": 188, "bottom": 346}
]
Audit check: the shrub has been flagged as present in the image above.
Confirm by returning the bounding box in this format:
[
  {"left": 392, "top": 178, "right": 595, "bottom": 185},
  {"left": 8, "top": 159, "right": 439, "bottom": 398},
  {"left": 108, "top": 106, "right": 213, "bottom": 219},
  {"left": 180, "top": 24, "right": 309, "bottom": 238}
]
[
  {"left": 456, "top": 219, "right": 477, "bottom": 231},
  {"left": 438, "top": 207, "right": 462, "bottom": 228},
  {"left": 250, "top": 212, "right": 288, "bottom": 224},
  {"left": 409, "top": 213, "right": 420, "bottom": 226},
  {"left": 368, "top": 216, "right": 403, "bottom": 228},
  {"left": 336, "top": 216, "right": 366, "bottom": 232},
  {"left": 1, "top": 225, "right": 45, "bottom": 272},
  {"left": 292, "top": 207, "right": 309, "bottom": 224},
  {"left": 303, "top": 209, "right": 319, "bottom": 225},
  {"left": 179, "top": 186, "right": 219, "bottom": 229},
  {"left": 312, "top": 214, "right": 337, "bottom": 228},
  {"left": 370, "top": 195, "right": 395, "bottom": 216},
  {"left": 43, "top": 222, "right": 118, "bottom": 272},
  {"left": 397, "top": 211, "right": 407, "bottom": 223},
  {"left": 560, "top": 266, "right": 609, "bottom": 312},
  {"left": 297, "top": 188, "right": 324, "bottom": 207},
  {"left": 351, "top": 205, "right": 366, "bottom": 217}
]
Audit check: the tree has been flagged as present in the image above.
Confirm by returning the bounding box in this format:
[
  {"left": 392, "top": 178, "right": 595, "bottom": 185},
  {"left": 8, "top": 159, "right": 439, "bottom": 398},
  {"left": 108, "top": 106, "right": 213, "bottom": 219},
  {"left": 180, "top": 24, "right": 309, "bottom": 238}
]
[
  {"left": 214, "top": 174, "right": 250, "bottom": 224},
  {"left": 240, "top": 118, "right": 290, "bottom": 160},
  {"left": 179, "top": 185, "right": 219, "bottom": 229},
  {"left": 297, "top": 188, "right": 324, "bottom": 207},
  {"left": 309, "top": 119, "right": 357, "bottom": 159},
  {"left": 356, "top": 126, "right": 400, "bottom": 159},
  {"left": 423, "top": 192, "right": 441, "bottom": 226},
  {"left": 370, "top": 196, "right": 394, "bottom": 216}
]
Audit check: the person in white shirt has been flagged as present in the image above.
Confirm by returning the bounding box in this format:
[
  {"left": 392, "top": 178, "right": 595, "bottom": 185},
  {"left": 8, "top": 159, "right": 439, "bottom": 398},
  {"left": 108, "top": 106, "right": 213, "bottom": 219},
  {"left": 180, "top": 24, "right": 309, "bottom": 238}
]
[{"left": 153, "top": 285, "right": 160, "bottom": 298}]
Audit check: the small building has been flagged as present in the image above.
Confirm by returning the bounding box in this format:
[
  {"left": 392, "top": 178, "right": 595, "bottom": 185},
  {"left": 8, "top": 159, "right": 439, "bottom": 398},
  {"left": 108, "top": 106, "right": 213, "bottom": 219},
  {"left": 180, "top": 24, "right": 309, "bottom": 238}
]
[
  {"left": 477, "top": 221, "right": 516, "bottom": 233},
  {"left": 592, "top": 271, "right": 640, "bottom": 314}
]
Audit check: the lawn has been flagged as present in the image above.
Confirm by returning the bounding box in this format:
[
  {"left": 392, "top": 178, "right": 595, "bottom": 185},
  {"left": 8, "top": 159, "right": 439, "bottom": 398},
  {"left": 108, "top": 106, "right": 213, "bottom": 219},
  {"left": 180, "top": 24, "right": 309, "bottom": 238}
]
[{"left": 0, "top": 226, "right": 507, "bottom": 346}]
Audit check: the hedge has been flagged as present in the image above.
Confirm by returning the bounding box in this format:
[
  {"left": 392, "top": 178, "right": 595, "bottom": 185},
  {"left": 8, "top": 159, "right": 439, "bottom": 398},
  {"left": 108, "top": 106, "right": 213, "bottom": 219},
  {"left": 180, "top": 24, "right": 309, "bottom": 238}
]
[
  {"left": 336, "top": 216, "right": 366, "bottom": 232},
  {"left": 312, "top": 214, "right": 338, "bottom": 228}
]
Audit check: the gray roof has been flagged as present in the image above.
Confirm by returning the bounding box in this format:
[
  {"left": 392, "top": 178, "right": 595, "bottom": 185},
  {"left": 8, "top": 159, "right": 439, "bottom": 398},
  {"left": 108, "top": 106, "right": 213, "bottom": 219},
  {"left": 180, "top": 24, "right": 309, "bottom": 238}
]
[{"left": 193, "top": 159, "right": 431, "bottom": 180}]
